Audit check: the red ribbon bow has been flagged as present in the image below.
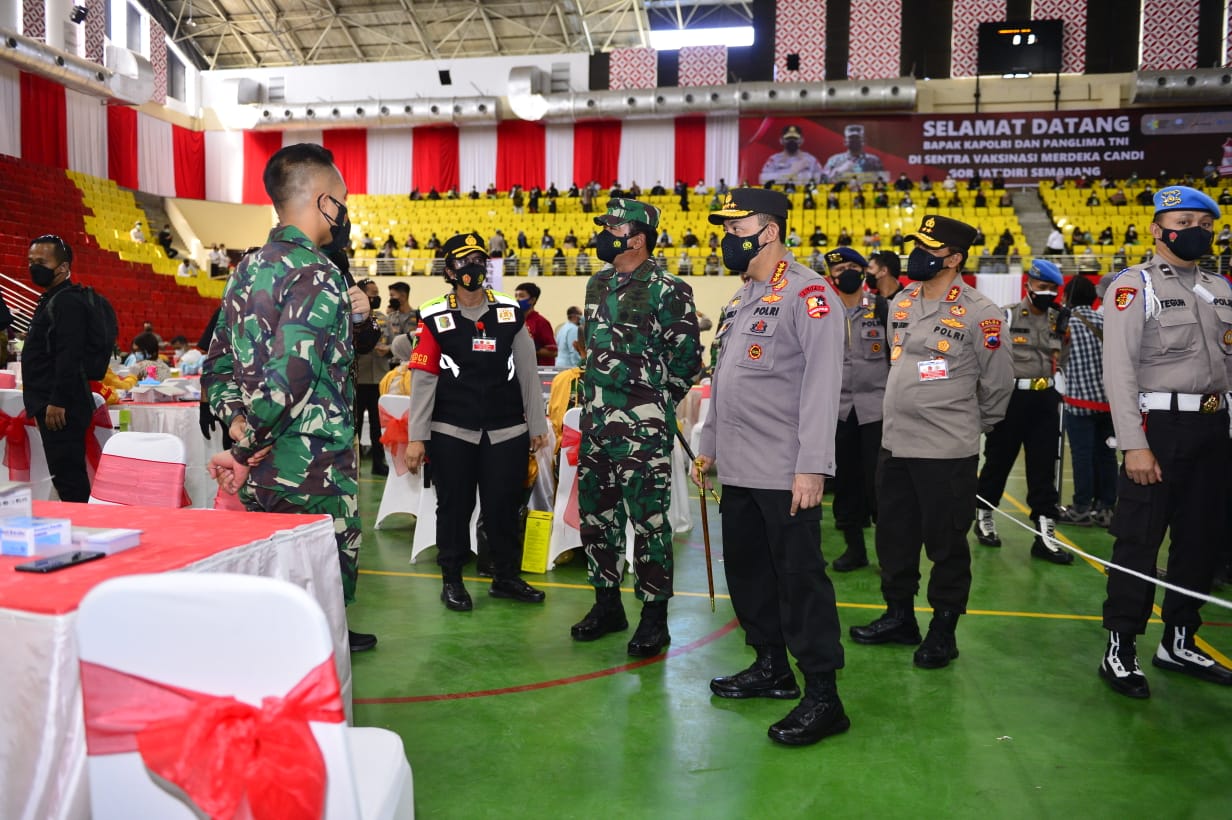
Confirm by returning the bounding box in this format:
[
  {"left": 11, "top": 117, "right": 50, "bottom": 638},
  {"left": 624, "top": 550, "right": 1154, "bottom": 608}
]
[
  {"left": 81, "top": 657, "right": 344, "bottom": 820},
  {"left": 0, "top": 409, "right": 31, "bottom": 481},
  {"left": 378, "top": 405, "right": 410, "bottom": 477},
  {"left": 560, "top": 424, "right": 582, "bottom": 529},
  {"left": 85, "top": 401, "right": 113, "bottom": 477}
]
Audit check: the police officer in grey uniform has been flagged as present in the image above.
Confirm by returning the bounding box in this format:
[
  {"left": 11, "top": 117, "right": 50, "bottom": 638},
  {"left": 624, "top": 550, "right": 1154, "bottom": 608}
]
[
  {"left": 758, "top": 125, "right": 824, "bottom": 186},
  {"left": 974, "top": 257, "right": 1073, "bottom": 564},
  {"left": 850, "top": 215, "right": 1013, "bottom": 668},
  {"left": 824, "top": 247, "right": 890, "bottom": 572},
  {"left": 696, "top": 188, "right": 849, "bottom": 747},
  {"left": 1098, "top": 185, "right": 1232, "bottom": 699}
]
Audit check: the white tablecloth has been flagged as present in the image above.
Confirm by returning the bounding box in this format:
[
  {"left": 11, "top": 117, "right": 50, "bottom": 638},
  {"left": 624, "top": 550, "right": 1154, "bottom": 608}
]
[
  {"left": 0, "top": 503, "right": 348, "bottom": 820},
  {"left": 111, "top": 402, "right": 223, "bottom": 508}
]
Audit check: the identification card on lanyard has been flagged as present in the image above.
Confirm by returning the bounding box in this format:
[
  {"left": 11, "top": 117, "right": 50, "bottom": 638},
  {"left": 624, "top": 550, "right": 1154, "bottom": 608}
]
[
  {"left": 472, "top": 319, "right": 496, "bottom": 352},
  {"left": 917, "top": 357, "right": 949, "bottom": 381}
]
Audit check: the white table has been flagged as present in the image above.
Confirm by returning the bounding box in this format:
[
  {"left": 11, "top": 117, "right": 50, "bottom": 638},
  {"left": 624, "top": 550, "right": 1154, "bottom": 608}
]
[{"left": 0, "top": 501, "right": 349, "bottom": 820}]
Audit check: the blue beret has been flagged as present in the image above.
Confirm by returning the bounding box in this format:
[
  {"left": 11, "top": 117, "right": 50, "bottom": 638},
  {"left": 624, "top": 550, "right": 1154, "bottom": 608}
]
[
  {"left": 1028, "top": 258, "right": 1063, "bottom": 286},
  {"left": 1153, "top": 186, "right": 1221, "bottom": 218},
  {"left": 824, "top": 247, "right": 867, "bottom": 268}
]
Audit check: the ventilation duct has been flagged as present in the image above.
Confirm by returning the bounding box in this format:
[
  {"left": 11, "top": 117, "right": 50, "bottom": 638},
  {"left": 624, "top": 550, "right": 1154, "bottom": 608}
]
[
  {"left": 508, "top": 66, "right": 916, "bottom": 122},
  {"left": 1132, "top": 69, "right": 1232, "bottom": 104},
  {"left": 103, "top": 45, "right": 154, "bottom": 105},
  {"left": 247, "top": 97, "right": 500, "bottom": 130},
  {"left": 1, "top": 27, "right": 108, "bottom": 98}
]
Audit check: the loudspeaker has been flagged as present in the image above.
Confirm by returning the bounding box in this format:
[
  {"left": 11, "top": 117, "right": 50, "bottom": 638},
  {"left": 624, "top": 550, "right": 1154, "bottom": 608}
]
[
  {"left": 786, "top": 53, "right": 800, "bottom": 71},
  {"left": 438, "top": 69, "right": 452, "bottom": 86}
]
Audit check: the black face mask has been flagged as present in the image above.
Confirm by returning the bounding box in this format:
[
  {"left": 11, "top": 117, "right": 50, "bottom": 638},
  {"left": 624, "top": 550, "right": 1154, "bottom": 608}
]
[
  {"left": 594, "top": 230, "right": 628, "bottom": 264},
  {"left": 368, "top": 296, "right": 381, "bottom": 310},
  {"left": 454, "top": 264, "right": 487, "bottom": 291},
  {"left": 388, "top": 298, "right": 402, "bottom": 311},
  {"left": 318, "top": 194, "right": 350, "bottom": 254},
  {"left": 721, "top": 226, "right": 769, "bottom": 273},
  {"left": 832, "top": 268, "right": 864, "bottom": 294},
  {"left": 1159, "top": 225, "right": 1213, "bottom": 261},
  {"left": 1029, "top": 290, "right": 1058, "bottom": 312},
  {"left": 906, "top": 247, "right": 948, "bottom": 281},
  {"left": 864, "top": 273, "right": 879, "bottom": 290},
  {"left": 29, "top": 263, "right": 57, "bottom": 288}
]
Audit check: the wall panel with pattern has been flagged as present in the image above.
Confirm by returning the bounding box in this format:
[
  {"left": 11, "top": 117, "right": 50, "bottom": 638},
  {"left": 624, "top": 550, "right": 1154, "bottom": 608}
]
[
  {"left": 678, "top": 46, "right": 727, "bottom": 87},
  {"left": 774, "top": 0, "right": 825, "bottom": 82},
  {"left": 85, "top": 0, "right": 106, "bottom": 63},
  {"left": 608, "top": 47, "right": 657, "bottom": 90},
  {"left": 849, "top": 0, "right": 903, "bottom": 80},
  {"left": 1140, "top": 0, "right": 1199, "bottom": 70},
  {"left": 22, "top": 0, "right": 45, "bottom": 40},
  {"left": 950, "top": 0, "right": 1007, "bottom": 78},
  {"left": 149, "top": 19, "right": 167, "bottom": 104}
]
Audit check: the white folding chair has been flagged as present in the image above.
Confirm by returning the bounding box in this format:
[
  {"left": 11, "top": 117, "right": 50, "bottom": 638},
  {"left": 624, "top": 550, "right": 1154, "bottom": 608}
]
[
  {"left": 375, "top": 394, "right": 420, "bottom": 529},
  {"left": 76, "top": 573, "right": 414, "bottom": 820},
  {"left": 88, "top": 431, "right": 188, "bottom": 507},
  {"left": 0, "top": 387, "right": 52, "bottom": 499}
]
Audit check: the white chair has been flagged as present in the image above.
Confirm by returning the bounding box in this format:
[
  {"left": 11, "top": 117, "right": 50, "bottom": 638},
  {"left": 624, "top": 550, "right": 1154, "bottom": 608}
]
[
  {"left": 88, "top": 431, "right": 188, "bottom": 507},
  {"left": 76, "top": 573, "right": 414, "bottom": 820},
  {"left": 0, "top": 387, "right": 52, "bottom": 499},
  {"left": 375, "top": 394, "right": 420, "bottom": 530}
]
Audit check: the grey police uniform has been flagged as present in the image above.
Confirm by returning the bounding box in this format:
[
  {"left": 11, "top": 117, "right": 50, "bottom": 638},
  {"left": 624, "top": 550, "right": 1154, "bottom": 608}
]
[
  {"left": 975, "top": 298, "right": 1064, "bottom": 525},
  {"left": 758, "top": 151, "right": 824, "bottom": 186},
  {"left": 1101, "top": 259, "right": 1232, "bottom": 637},
  {"left": 878, "top": 279, "right": 1013, "bottom": 612},
  {"left": 699, "top": 253, "right": 846, "bottom": 675}
]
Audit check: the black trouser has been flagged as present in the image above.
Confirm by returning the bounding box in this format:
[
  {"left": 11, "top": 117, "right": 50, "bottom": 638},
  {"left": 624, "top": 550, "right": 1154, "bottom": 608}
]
[
  {"left": 720, "top": 485, "right": 844, "bottom": 675},
  {"left": 35, "top": 405, "right": 92, "bottom": 503},
  {"left": 1102, "top": 409, "right": 1230, "bottom": 634},
  {"left": 875, "top": 451, "right": 977, "bottom": 612},
  {"left": 354, "top": 383, "right": 385, "bottom": 467},
  {"left": 428, "top": 430, "right": 528, "bottom": 581},
  {"left": 832, "top": 410, "right": 882, "bottom": 532},
  {"left": 976, "top": 388, "right": 1060, "bottom": 518}
]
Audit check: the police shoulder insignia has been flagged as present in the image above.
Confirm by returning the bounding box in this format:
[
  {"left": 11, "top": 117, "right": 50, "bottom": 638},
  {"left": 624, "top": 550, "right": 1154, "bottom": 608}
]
[
  {"left": 806, "top": 294, "right": 829, "bottom": 319},
  {"left": 950, "top": 305, "right": 967, "bottom": 317},
  {"left": 435, "top": 314, "right": 455, "bottom": 332},
  {"left": 799, "top": 284, "right": 826, "bottom": 298},
  {"left": 979, "top": 317, "right": 1001, "bottom": 350},
  {"left": 762, "top": 293, "right": 783, "bottom": 303},
  {"left": 1114, "top": 286, "right": 1136, "bottom": 311},
  {"left": 945, "top": 285, "right": 961, "bottom": 302}
]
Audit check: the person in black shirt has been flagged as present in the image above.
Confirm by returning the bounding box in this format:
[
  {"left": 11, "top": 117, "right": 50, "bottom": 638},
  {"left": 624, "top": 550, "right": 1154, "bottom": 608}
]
[{"left": 23, "top": 235, "right": 94, "bottom": 502}]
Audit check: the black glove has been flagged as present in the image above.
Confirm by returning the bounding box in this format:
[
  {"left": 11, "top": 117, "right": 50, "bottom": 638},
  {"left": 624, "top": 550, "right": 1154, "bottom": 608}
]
[
  {"left": 199, "top": 400, "right": 218, "bottom": 440},
  {"left": 1050, "top": 304, "right": 1072, "bottom": 337}
]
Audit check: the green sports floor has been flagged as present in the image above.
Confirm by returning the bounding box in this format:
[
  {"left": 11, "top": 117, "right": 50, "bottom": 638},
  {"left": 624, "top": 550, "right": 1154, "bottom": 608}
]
[{"left": 346, "top": 458, "right": 1232, "bottom": 820}]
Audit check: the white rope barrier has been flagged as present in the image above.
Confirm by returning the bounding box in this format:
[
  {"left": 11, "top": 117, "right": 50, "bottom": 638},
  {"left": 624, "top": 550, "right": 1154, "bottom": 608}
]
[{"left": 976, "top": 494, "right": 1232, "bottom": 611}]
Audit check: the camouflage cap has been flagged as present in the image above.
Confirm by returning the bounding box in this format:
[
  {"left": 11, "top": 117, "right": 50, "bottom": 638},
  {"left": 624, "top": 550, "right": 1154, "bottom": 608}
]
[
  {"left": 593, "top": 198, "right": 661, "bottom": 230},
  {"left": 441, "top": 231, "right": 487, "bottom": 259}
]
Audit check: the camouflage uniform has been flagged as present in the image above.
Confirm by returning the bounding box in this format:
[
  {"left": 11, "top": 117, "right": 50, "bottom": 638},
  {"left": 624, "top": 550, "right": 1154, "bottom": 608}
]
[
  {"left": 202, "top": 224, "right": 361, "bottom": 603},
  {"left": 579, "top": 257, "right": 702, "bottom": 602}
]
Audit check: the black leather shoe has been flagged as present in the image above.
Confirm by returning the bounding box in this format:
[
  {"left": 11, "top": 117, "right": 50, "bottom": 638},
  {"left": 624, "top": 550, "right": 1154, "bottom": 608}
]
[
  {"left": 627, "top": 602, "right": 671, "bottom": 657},
  {"left": 489, "top": 576, "right": 546, "bottom": 603},
  {"left": 1100, "top": 632, "right": 1150, "bottom": 698},
  {"left": 710, "top": 662, "right": 800, "bottom": 699},
  {"left": 348, "top": 630, "right": 377, "bottom": 652},
  {"left": 849, "top": 606, "right": 921, "bottom": 645},
  {"left": 1152, "top": 625, "right": 1232, "bottom": 685},
  {"left": 831, "top": 551, "right": 869, "bottom": 572},
  {"left": 913, "top": 610, "right": 960, "bottom": 668},
  {"left": 571, "top": 595, "right": 628, "bottom": 641},
  {"left": 441, "top": 581, "right": 473, "bottom": 612},
  {"left": 767, "top": 676, "right": 850, "bottom": 747}
]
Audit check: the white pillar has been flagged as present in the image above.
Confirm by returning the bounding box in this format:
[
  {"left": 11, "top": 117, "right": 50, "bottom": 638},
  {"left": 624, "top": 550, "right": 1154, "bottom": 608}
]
[
  {"left": 0, "top": 0, "right": 20, "bottom": 33},
  {"left": 44, "top": 0, "right": 73, "bottom": 50}
]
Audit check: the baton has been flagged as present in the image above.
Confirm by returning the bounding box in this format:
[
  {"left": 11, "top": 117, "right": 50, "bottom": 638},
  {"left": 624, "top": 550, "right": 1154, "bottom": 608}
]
[{"left": 674, "top": 429, "right": 717, "bottom": 612}]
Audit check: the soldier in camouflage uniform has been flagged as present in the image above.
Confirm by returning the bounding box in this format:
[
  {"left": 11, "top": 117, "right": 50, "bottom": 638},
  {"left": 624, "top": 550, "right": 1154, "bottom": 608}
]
[
  {"left": 569, "top": 198, "right": 702, "bottom": 657},
  {"left": 203, "top": 143, "right": 377, "bottom": 652}
]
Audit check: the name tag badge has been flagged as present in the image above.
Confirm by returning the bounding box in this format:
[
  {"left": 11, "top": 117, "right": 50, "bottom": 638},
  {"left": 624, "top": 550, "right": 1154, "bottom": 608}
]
[
  {"left": 917, "top": 358, "right": 949, "bottom": 381},
  {"left": 472, "top": 337, "right": 497, "bottom": 353}
]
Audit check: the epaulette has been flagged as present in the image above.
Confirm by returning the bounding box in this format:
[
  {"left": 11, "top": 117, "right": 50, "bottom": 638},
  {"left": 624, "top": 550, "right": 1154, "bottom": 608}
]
[{"left": 489, "top": 289, "right": 519, "bottom": 307}]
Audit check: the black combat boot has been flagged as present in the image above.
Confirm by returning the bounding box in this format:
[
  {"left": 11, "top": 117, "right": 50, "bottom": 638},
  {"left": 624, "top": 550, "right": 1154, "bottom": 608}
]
[
  {"left": 627, "top": 600, "right": 671, "bottom": 657},
  {"left": 1152, "top": 624, "right": 1232, "bottom": 685},
  {"left": 710, "top": 645, "right": 800, "bottom": 699},
  {"left": 767, "top": 671, "right": 850, "bottom": 747},
  {"left": 913, "top": 610, "right": 961, "bottom": 668},
  {"left": 831, "top": 528, "right": 869, "bottom": 572},
  {"left": 570, "top": 587, "right": 627, "bottom": 641},
  {"left": 849, "top": 600, "right": 921, "bottom": 645},
  {"left": 1099, "top": 630, "right": 1150, "bottom": 698}
]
